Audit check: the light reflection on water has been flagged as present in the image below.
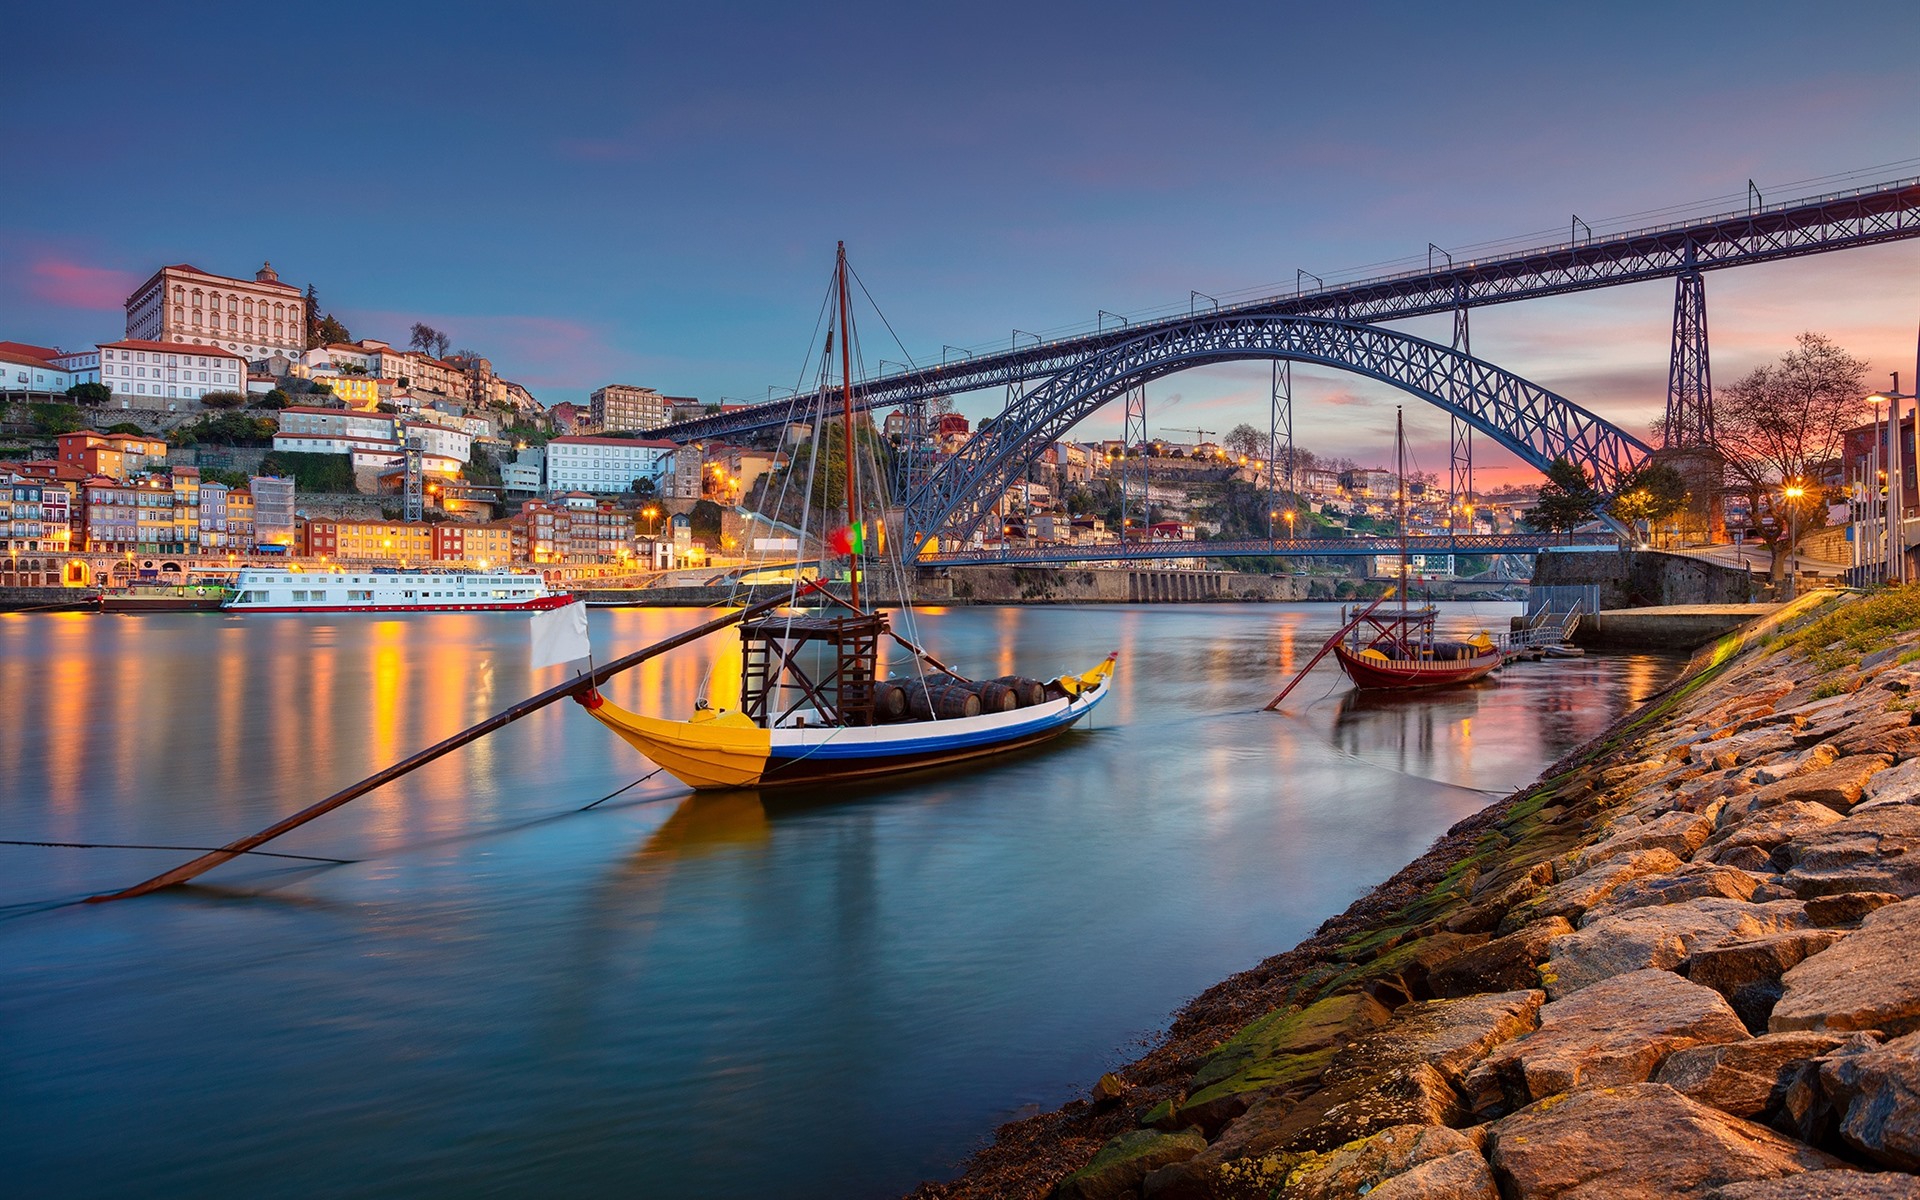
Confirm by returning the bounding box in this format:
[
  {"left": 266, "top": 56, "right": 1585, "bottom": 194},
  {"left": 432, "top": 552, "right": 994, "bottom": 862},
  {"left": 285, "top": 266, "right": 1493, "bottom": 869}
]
[{"left": 0, "top": 603, "right": 1677, "bottom": 1199}]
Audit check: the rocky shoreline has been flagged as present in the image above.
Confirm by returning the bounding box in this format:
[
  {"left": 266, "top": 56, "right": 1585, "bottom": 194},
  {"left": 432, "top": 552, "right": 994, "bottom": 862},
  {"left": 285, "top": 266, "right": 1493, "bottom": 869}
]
[{"left": 911, "top": 587, "right": 1920, "bottom": 1199}]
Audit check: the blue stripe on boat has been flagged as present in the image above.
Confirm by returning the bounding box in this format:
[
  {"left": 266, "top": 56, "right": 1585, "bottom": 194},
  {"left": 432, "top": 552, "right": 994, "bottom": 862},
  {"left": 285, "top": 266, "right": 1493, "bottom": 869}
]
[{"left": 765, "top": 689, "right": 1106, "bottom": 762}]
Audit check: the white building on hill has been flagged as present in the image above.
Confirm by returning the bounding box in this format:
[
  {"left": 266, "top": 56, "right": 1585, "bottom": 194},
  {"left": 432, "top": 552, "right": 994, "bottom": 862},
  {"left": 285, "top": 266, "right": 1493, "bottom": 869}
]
[{"left": 544, "top": 435, "right": 677, "bottom": 495}]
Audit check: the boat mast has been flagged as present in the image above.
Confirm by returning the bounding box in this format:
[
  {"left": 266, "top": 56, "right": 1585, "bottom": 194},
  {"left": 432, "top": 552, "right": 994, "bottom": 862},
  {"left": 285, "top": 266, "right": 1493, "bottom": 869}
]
[
  {"left": 1397, "top": 405, "right": 1408, "bottom": 623},
  {"left": 836, "top": 240, "right": 861, "bottom": 611}
]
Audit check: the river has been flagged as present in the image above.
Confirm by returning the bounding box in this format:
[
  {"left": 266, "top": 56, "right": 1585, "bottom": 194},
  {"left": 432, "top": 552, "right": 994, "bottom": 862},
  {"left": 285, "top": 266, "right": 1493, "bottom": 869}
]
[{"left": 0, "top": 603, "right": 1677, "bottom": 1199}]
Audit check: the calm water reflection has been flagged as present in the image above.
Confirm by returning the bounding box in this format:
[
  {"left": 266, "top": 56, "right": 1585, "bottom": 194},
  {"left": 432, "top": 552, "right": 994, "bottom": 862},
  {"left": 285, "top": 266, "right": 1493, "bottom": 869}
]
[{"left": 0, "top": 604, "right": 1676, "bottom": 1199}]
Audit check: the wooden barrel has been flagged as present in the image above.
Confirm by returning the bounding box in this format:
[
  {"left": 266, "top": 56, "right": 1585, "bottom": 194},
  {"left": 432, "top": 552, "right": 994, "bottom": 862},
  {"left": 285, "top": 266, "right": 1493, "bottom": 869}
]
[
  {"left": 904, "top": 681, "right": 982, "bottom": 721},
  {"left": 993, "top": 675, "right": 1047, "bottom": 707},
  {"left": 871, "top": 680, "right": 910, "bottom": 722},
  {"left": 973, "top": 681, "right": 1018, "bottom": 712}
]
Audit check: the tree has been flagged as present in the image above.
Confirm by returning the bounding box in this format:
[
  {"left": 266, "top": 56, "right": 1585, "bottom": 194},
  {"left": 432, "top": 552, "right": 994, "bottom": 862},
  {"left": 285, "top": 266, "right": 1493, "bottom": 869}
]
[
  {"left": 1712, "top": 332, "right": 1868, "bottom": 576},
  {"left": 105, "top": 421, "right": 147, "bottom": 435},
  {"left": 1225, "top": 423, "right": 1265, "bottom": 460},
  {"left": 259, "top": 450, "right": 357, "bottom": 493},
  {"left": 1607, "top": 460, "right": 1690, "bottom": 545},
  {"left": 689, "top": 499, "right": 724, "bottom": 545},
  {"left": 200, "top": 390, "right": 247, "bottom": 409},
  {"left": 27, "top": 403, "right": 85, "bottom": 436},
  {"left": 409, "top": 323, "right": 445, "bottom": 354},
  {"left": 314, "top": 314, "right": 351, "bottom": 346},
  {"left": 201, "top": 467, "right": 251, "bottom": 489},
  {"left": 257, "top": 389, "right": 290, "bottom": 410},
  {"left": 432, "top": 332, "right": 451, "bottom": 359},
  {"left": 304, "top": 284, "right": 322, "bottom": 348},
  {"left": 1525, "top": 458, "right": 1601, "bottom": 537},
  {"left": 66, "top": 381, "right": 111, "bottom": 406},
  {"left": 631, "top": 476, "right": 657, "bottom": 498}
]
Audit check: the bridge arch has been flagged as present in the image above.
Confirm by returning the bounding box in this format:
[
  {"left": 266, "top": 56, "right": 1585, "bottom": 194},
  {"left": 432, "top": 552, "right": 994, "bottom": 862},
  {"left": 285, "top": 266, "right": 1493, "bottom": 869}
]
[{"left": 903, "top": 314, "right": 1651, "bottom": 548}]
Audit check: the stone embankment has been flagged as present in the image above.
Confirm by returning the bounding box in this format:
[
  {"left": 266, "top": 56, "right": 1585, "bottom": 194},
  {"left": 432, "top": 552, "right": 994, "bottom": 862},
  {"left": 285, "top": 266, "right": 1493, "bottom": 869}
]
[{"left": 914, "top": 587, "right": 1920, "bottom": 1199}]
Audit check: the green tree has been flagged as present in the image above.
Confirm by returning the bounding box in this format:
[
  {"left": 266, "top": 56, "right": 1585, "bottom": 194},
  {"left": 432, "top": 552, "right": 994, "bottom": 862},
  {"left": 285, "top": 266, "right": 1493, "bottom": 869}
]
[
  {"left": 201, "top": 467, "right": 251, "bottom": 489},
  {"left": 689, "top": 499, "right": 724, "bottom": 545},
  {"left": 259, "top": 450, "right": 357, "bottom": 493},
  {"left": 1525, "top": 458, "right": 1601, "bottom": 538},
  {"left": 304, "top": 284, "right": 322, "bottom": 348},
  {"left": 66, "top": 381, "right": 111, "bottom": 405},
  {"left": 28, "top": 403, "right": 86, "bottom": 436},
  {"left": 631, "top": 476, "right": 657, "bottom": 498},
  {"left": 1607, "top": 461, "right": 1690, "bottom": 545},
  {"left": 105, "top": 421, "right": 147, "bottom": 435},
  {"left": 200, "top": 390, "right": 247, "bottom": 409},
  {"left": 169, "top": 413, "right": 278, "bottom": 447},
  {"left": 314, "top": 314, "right": 351, "bottom": 346},
  {"left": 256, "top": 389, "right": 290, "bottom": 410}
]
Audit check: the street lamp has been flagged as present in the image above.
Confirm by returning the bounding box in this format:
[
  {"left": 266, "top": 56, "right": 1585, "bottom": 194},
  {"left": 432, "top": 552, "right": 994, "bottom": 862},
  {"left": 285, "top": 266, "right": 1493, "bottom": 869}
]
[{"left": 1783, "top": 480, "right": 1807, "bottom": 599}]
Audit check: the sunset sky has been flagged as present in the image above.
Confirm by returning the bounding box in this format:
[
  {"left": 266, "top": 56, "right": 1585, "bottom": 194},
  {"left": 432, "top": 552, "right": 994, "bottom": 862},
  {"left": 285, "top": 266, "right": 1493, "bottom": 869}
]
[{"left": 4, "top": 1, "right": 1917, "bottom": 484}]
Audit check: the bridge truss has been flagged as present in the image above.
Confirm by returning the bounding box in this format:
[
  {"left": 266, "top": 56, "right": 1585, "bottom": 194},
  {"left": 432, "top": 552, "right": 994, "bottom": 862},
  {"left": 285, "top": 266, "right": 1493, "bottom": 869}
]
[{"left": 901, "top": 315, "right": 1651, "bottom": 550}]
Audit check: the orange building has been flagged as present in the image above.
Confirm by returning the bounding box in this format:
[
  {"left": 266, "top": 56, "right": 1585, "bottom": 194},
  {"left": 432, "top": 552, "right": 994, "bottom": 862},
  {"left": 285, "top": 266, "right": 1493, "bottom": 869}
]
[{"left": 432, "top": 521, "right": 514, "bottom": 565}]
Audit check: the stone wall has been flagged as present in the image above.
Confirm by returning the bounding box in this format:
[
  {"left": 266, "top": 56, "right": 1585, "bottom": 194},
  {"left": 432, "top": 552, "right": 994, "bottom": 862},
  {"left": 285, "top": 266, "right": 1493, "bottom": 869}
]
[{"left": 1534, "top": 548, "right": 1762, "bottom": 607}]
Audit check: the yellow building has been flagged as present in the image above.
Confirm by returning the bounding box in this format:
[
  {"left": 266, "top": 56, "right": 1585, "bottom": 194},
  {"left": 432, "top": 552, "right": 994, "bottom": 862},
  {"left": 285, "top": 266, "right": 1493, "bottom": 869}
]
[{"left": 316, "top": 374, "right": 386, "bottom": 411}]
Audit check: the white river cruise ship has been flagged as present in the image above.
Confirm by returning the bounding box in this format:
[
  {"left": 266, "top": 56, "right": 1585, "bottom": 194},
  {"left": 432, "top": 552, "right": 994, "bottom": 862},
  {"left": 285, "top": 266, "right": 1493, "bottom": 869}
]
[{"left": 224, "top": 567, "right": 571, "bottom": 613}]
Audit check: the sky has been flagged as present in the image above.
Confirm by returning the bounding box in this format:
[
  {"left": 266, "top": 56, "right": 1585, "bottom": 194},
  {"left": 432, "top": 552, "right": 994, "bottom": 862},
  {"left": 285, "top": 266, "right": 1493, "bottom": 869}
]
[{"left": 5, "top": 0, "right": 1919, "bottom": 484}]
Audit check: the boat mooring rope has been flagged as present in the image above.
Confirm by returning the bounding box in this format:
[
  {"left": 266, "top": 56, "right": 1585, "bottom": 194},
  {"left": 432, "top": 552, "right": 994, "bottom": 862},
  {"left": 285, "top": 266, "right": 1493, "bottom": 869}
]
[{"left": 0, "top": 839, "right": 357, "bottom": 863}]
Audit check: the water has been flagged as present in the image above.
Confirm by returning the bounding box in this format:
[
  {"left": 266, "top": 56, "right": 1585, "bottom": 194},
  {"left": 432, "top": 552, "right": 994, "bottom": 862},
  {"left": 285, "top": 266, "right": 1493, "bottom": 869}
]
[{"left": 0, "top": 603, "right": 1677, "bottom": 1199}]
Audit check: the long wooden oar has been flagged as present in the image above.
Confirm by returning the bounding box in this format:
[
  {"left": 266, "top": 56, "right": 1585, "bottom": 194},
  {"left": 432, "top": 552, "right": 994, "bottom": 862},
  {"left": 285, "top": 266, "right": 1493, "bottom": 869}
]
[
  {"left": 90, "top": 589, "right": 812, "bottom": 902},
  {"left": 1264, "top": 589, "right": 1395, "bottom": 711}
]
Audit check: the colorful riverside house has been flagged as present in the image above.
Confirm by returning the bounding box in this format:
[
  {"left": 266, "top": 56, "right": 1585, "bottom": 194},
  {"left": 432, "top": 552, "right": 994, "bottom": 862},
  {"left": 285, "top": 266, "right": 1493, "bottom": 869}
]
[
  {"left": 169, "top": 467, "right": 200, "bottom": 552},
  {"left": 134, "top": 479, "right": 173, "bottom": 550},
  {"left": 80, "top": 477, "right": 139, "bottom": 551},
  {"left": 431, "top": 520, "right": 514, "bottom": 566},
  {"left": 226, "top": 489, "right": 255, "bottom": 548}
]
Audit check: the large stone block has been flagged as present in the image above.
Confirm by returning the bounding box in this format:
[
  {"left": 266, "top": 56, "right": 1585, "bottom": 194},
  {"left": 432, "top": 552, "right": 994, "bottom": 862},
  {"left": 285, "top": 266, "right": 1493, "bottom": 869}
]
[
  {"left": 1427, "top": 918, "right": 1571, "bottom": 999},
  {"left": 1702, "top": 801, "right": 1845, "bottom": 862},
  {"left": 1584, "top": 861, "right": 1766, "bottom": 918},
  {"left": 1175, "top": 992, "right": 1392, "bottom": 1131},
  {"left": 1576, "top": 809, "right": 1720, "bottom": 870},
  {"left": 1486, "top": 1083, "right": 1843, "bottom": 1198},
  {"left": 1779, "top": 806, "right": 1920, "bottom": 899},
  {"left": 1325, "top": 990, "right": 1544, "bottom": 1091},
  {"left": 1654, "top": 1031, "right": 1851, "bottom": 1118},
  {"left": 1706, "top": 1171, "right": 1920, "bottom": 1198},
  {"left": 1266, "top": 1124, "right": 1482, "bottom": 1200},
  {"left": 1818, "top": 1030, "right": 1920, "bottom": 1170},
  {"left": 1467, "top": 969, "right": 1749, "bottom": 1110},
  {"left": 1057, "top": 1128, "right": 1209, "bottom": 1200},
  {"left": 1684, "top": 929, "right": 1851, "bottom": 1032},
  {"left": 1525, "top": 848, "right": 1688, "bottom": 925},
  {"left": 1773, "top": 898, "right": 1920, "bottom": 1037},
  {"left": 1735, "top": 754, "right": 1893, "bottom": 814},
  {"left": 1544, "top": 899, "right": 1810, "bottom": 999}
]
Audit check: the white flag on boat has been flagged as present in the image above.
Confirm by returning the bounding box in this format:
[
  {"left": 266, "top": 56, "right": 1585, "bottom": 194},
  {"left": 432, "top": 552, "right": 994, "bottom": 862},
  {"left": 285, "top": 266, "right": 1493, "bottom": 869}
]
[{"left": 530, "top": 600, "right": 592, "bottom": 670}]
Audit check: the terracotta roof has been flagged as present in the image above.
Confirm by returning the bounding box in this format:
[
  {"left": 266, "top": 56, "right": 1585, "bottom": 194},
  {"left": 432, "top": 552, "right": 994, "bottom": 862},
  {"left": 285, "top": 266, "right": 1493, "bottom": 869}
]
[
  {"left": 278, "top": 405, "right": 390, "bottom": 416},
  {"left": 0, "top": 346, "right": 63, "bottom": 371},
  {"left": 0, "top": 340, "right": 66, "bottom": 364},
  {"left": 100, "top": 339, "right": 246, "bottom": 360}
]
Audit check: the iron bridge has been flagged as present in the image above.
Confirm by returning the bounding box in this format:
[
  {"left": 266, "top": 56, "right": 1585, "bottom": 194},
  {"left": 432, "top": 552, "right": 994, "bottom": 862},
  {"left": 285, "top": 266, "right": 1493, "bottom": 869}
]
[{"left": 651, "top": 175, "right": 1920, "bottom": 443}]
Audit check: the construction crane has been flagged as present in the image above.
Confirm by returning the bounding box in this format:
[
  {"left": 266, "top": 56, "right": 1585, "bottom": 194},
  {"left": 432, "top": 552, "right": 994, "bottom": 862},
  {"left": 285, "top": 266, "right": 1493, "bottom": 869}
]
[{"left": 1160, "top": 426, "right": 1216, "bottom": 449}]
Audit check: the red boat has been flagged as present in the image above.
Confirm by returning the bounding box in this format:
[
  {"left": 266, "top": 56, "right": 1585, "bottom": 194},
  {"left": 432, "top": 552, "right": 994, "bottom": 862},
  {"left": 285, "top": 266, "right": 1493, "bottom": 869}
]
[
  {"left": 1265, "top": 406, "right": 1502, "bottom": 710},
  {"left": 1329, "top": 604, "right": 1502, "bottom": 690}
]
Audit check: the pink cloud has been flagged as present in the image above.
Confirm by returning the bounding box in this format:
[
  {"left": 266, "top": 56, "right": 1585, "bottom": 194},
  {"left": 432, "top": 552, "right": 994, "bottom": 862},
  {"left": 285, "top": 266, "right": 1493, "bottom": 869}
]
[{"left": 28, "top": 257, "right": 140, "bottom": 311}]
